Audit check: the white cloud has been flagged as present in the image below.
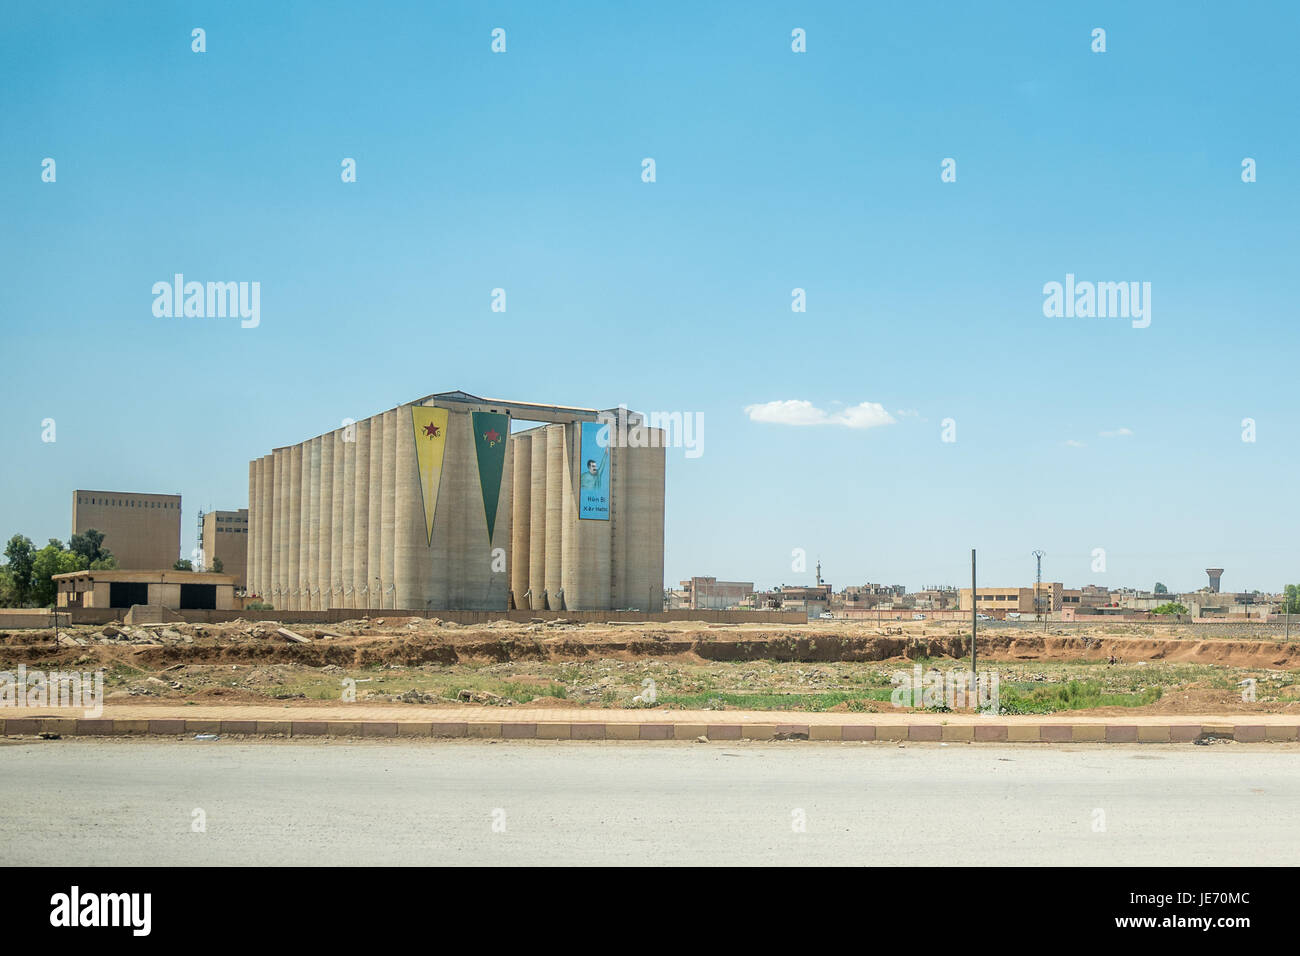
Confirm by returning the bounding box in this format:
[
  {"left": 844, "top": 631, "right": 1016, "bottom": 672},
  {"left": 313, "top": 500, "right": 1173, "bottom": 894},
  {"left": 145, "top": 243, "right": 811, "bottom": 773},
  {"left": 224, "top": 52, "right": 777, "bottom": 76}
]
[
  {"left": 1099, "top": 427, "right": 1134, "bottom": 438},
  {"left": 835, "top": 403, "right": 898, "bottom": 429},
  {"left": 1063, "top": 439, "right": 1086, "bottom": 448},
  {"left": 744, "top": 400, "right": 897, "bottom": 430},
  {"left": 744, "top": 400, "right": 826, "bottom": 427}
]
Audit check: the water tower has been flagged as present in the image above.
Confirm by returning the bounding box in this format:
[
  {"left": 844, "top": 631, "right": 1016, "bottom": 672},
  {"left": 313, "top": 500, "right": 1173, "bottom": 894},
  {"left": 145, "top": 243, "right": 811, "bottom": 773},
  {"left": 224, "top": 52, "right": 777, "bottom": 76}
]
[{"left": 1205, "top": 568, "right": 1224, "bottom": 593}]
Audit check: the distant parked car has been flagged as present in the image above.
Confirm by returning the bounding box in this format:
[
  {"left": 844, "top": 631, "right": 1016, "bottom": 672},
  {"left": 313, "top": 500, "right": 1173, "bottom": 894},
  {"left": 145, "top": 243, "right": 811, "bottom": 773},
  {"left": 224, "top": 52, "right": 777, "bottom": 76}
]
[
  {"left": 818, "top": 612, "right": 834, "bottom": 620},
  {"left": 976, "top": 613, "right": 991, "bottom": 621},
  {"left": 912, "top": 613, "right": 926, "bottom": 620},
  {"left": 1006, "top": 612, "right": 1021, "bottom": 620}
]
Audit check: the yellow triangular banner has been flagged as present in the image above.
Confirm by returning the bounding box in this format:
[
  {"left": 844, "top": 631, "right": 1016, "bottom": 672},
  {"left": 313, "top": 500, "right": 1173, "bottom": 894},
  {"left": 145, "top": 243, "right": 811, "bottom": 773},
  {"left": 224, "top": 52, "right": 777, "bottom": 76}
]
[{"left": 411, "top": 406, "right": 449, "bottom": 545}]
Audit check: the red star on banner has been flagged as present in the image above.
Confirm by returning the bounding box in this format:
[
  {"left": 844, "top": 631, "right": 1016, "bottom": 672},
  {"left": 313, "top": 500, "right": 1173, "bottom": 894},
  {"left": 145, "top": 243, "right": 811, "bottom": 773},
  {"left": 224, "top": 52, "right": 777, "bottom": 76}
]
[
  {"left": 422, "top": 422, "right": 440, "bottom": 438},
  {"left": 484, "top": 429, "right": 501, "bottom": 446}
]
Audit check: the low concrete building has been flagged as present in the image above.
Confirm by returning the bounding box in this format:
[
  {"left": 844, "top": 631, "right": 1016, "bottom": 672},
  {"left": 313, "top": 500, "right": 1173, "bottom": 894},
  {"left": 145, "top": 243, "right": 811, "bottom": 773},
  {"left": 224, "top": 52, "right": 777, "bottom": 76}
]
[
  {"left": 840, "top": 583, "right": 907, "bottom": 609},
  {"left": 960, "top": 583, "right": 1064, "bottom": 615},
  {"left": 911, "top": 587, "right": 960, "bottom": 611},
  {"left": 664, "top": 585, "right": 691, "bottom": 610},
  {"left": 766, "top": 584, "right": 833, "bottom": 620},
  {"left": 1117, "top": 591, "right": 1180, "bottom": 612},
  {"left": 1077, "top": 584, "right": 1113, "bottom": 608},
  {"left": 53, "top": 570, "right": 238, "bottom": 611},
  {"left": 683, "top": 576, "right": 754, "bottom": 610}
]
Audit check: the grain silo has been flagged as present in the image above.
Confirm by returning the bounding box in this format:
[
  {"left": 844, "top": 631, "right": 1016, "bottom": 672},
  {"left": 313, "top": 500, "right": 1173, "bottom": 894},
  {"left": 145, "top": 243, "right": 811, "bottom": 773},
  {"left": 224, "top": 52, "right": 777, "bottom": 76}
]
[{"left": 247, "top": 391, "right": 665, "bottom": 611}]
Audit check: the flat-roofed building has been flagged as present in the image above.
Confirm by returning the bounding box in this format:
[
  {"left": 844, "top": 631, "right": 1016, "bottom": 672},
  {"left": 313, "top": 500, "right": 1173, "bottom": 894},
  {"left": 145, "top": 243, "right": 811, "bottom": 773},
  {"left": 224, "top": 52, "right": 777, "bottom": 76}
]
[
  {"left": 912, "top": 587, "right": 960, "bottom": 611},
  {"left": 960, "top": 582, "right": 1064, "bottom": 615},
  {"left": 1078, "top": 584, "right": 1112, "bottom": 607},
  {"left": 772, "top": 583, "right": 833, "bottom": 620},
  {"left": 71, "top": 490, "right": 181, "bottom": 570},
  {"left": 199, "top": 509, "right": 249, "bottom": 588},
  {"left": 684, "top": 576, "right": 753, "bottom": 610},
  {"left": 54, "top": 569, "right": 237, "bottom": 610}
]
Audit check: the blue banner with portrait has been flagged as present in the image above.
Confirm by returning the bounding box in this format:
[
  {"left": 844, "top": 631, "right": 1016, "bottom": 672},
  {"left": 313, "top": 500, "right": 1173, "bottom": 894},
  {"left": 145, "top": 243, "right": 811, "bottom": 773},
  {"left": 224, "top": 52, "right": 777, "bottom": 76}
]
[{"left": 578, "top": 421, "right": 610, "bottom": 520}]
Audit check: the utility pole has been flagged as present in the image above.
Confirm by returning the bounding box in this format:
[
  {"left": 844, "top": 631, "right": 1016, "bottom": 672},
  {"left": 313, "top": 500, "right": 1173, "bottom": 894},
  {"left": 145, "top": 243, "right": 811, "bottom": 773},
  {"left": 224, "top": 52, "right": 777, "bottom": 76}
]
[
  {"left": 970, "top": 549, "right": 977, "bottom": 681},
  {"left": 1032, "top": 549, "right": 1045, "bottom": 631}
]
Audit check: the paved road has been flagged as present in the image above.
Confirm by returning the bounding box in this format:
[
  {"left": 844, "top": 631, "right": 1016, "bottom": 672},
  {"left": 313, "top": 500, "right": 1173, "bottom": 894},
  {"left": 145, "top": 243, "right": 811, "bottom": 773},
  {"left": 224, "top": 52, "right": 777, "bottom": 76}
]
[{"left": 1, "top": 739, "right": 1293, "bottom": 865}]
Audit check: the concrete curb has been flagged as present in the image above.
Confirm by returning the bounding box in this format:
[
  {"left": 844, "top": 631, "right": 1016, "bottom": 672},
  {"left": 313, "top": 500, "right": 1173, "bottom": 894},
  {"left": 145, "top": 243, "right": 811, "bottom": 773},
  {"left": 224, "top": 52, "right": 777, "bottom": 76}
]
[{"left": 2, "top": 717, "right": 1291, "bottom": 743}]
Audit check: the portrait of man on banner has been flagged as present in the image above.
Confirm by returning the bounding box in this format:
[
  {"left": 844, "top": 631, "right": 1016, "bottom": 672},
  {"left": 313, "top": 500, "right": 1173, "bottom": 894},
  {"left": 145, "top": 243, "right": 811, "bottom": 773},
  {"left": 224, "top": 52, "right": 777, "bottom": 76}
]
[{"left": 579, "top": 421, "right": 610, "bottom": 520}]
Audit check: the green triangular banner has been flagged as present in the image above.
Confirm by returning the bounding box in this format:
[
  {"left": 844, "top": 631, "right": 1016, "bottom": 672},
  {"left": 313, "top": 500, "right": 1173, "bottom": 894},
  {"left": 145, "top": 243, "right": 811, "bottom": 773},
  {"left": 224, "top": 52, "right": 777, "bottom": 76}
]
[{"left": 472, "top": 412, "right": 509, "bottom": 544}]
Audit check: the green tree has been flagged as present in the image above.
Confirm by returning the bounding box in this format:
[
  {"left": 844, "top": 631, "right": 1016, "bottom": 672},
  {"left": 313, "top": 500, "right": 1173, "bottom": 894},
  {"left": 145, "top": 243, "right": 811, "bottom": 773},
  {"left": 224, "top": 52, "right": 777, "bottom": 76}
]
[
  {"left": 173, "top": 559, "right": 193, "bottom": 571},
  {"left": 1283, "top": 585, "right": 1300, "bottom": 615},
  {"left": 211, "top": 556, "right": 224, "bottom": 573},
  {"left": 31, "top": 539, "right": 87, "bottom": 607},
  {"left": 0, "top": 565, "right": 17, "bottom": 607},
  {"left": 89, "top": 554, "right": 118, "bottom": 570},
  {"left": 69, "top": 529, "right": 114, "bottom": 567},
  {"left": 1153, "top": 582, "right": 1168, "bottom": 594},
  {"left": 1153, "top": 602, "right": 1188, "bottom": 616},
  {"left": 3, "top": 534, "right": 36, "bottom": 606}
]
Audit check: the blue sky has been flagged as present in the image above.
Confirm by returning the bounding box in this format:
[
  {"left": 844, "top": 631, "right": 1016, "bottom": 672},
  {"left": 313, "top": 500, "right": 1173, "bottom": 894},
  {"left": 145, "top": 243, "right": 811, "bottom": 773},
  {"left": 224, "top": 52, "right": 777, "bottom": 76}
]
[{"left": 2, "top": 1, "right": 1297, "bottom": 594}]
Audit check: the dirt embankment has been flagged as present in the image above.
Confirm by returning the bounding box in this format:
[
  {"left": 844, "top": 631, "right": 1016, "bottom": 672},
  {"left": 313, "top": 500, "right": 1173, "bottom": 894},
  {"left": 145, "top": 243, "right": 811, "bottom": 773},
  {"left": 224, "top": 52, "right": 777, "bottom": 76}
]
[{"left": 3, "top": 621, "right": 1299, "bottom": 670}]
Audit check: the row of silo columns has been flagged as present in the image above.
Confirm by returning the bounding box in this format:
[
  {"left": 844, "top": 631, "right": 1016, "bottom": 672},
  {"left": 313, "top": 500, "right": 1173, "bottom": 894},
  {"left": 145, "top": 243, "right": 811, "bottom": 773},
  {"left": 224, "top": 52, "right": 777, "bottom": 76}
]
[{"left": 247, "top": 413, "right": 395, "bottom": 610}]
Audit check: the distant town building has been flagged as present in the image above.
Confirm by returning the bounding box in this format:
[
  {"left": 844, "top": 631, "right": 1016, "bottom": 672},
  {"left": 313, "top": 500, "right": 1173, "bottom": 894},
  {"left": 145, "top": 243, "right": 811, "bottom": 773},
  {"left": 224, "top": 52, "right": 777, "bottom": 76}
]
[
  {"left": 1115, "top": 591, "right": 1178, "bottom": 612},
  {"left": 664, "top": 584, "right": 691, "bottom": 610},
  {"left": 1077, "top": 584, "right": 1112, "bottom": 608},
  {"left": 71, "top": 490, "right": 181, "bottom": 570},
  {"left": 960, "top": 583, "right": 1065, "bottom": 615},
  {"left": 840, "top": 583, "right": 906, "bottom": 609},
  {"left": 760, "top": 583, "right": 833, "bottom": 620},
  {"left": 911, "top": 586, "right": 960, "bottom": 611},
  {"left": 679, "top": 576, "right": 754, "bottom": 610}
]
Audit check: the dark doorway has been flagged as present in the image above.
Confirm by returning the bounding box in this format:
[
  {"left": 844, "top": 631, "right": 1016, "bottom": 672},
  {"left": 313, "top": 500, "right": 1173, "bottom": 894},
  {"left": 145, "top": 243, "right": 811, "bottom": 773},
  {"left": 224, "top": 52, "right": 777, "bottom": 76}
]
[
  {"left": 109, "top": 582, "right": 150, "bottom": 608},
  {"left": 180, "top": 583, "right": 217, "bottom": 609}
]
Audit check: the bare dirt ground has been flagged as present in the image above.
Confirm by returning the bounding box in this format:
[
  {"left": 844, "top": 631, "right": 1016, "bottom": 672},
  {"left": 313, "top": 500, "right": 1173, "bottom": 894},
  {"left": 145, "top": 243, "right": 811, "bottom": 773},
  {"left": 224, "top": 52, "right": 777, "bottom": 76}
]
[{"left": 3, "top": 617, "right": 1297, "bottom": 715}]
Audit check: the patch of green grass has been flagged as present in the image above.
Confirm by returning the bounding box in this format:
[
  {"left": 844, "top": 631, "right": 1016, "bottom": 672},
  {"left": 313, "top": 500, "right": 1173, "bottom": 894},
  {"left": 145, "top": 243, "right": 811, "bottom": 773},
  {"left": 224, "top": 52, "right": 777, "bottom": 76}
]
[
  {"left": 157, "top": 653, "right": 1279, "bottom": 714},
  {"left": 494, "top": 682, "right": 567, "bottom": 703},
  {"left": 272, "top": 665, "right": 568, "bottom": 704},
  {"left": 997, "top": 679, "right": 1162, "bottom": 714},
  {"left": 105, "top": 662, "right": 146, "bottom": 685}
]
